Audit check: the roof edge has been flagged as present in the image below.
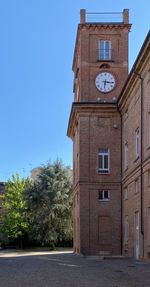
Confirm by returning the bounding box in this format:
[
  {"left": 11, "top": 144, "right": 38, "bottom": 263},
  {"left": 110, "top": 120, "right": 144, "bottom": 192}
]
[{"left": 118, "top": 30, "right": 150, "bottom": 106}]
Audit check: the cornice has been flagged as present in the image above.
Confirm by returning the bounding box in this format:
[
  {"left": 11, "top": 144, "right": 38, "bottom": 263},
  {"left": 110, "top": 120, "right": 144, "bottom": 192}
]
[{"left": 79, "top": 23, "right": 131, "bottom": 30}]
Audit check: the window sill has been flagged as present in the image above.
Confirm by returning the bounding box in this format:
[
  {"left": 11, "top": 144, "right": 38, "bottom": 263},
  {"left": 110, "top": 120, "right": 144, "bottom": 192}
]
[
  {"left": 97, "top": 170, "right": 110, "bottom": 174},
  {"left": 98, "top": 199, "right": 110, "bottom": 202},
  {"left": 98, "top": 173, "right": 110, "bottom": 175},
  {"left": 97, "top": 60, "right": 114, "bottom": 63}
]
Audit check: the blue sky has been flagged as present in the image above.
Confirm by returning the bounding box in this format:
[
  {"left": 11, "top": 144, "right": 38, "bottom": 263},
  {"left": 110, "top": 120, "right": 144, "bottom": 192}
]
[{"left": 0, "top": 0, "right": 150, "bottom": 181}]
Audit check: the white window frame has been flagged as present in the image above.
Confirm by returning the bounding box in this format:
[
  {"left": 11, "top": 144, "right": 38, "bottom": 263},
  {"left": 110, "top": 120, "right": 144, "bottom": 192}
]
[
  {"left": 98, "top": 40, "right": 111, "bottom": 61},
  {"left": 98, "top": 190, "right": 110, "bottom": 201},
  {"left": 148, "top": 112, "right": 150, "bottom": 146},
  {"left": 148, "top": 207, "right": 150, "bottom": 243},
  {"left": 135, "top": 178, "right": 139, "bottom": 194},
  {"left": 124, "top": 142, "right": 128, "bottom": 170},
  {"left": 148, "top": 170, "right": 150, "bottom": 187},
  {"left": 135, "top": 127, "right": 140, "bottom": 159},
  {"left": 98, "top": 148, "right": 109, "bottom": 173},
  {"left": 124, "top": 187, "right": 128, "bottom": 200},
  {"left": 124, "top": 215, "right": 129, "bottom": 243}
]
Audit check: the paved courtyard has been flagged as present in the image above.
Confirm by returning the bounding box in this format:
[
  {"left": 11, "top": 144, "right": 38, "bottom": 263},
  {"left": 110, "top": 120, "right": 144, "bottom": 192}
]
[{"left": 0, "top": 250, "right": 150, "bottom": 287}]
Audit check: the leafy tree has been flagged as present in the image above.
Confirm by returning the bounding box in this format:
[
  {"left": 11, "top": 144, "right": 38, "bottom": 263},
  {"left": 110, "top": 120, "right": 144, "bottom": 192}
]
[
  {"left": 25, "top": 160, "right": 72, "bottom": 248},
  {"left": 0, "top": 174, "right": 30, "bottom": 244}
]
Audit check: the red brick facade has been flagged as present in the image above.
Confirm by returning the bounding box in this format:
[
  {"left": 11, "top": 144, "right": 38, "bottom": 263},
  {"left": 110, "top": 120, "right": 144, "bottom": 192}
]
[
  {"left": 118, "top": 31, "right": 150, "bottom": 259},
  {"left": 68, "top": 9, "right": 150, "bottom": 259}
]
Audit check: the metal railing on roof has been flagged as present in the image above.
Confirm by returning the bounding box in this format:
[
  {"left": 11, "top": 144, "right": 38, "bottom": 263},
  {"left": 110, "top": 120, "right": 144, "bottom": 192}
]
[{"left": 85, "top": 12, "right": 123, "bottom": 23}]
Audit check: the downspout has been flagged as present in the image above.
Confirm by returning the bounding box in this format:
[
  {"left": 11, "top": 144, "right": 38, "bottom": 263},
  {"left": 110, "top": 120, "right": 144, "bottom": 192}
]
[
  {"left": 134, "top": 72, "right": 144, "bottom": 256},
  {"left": 117, "top": 105, "right": 123, "bottom": 255},
  {"left": 120, "top": 109, "right": 123, "bottom": 255},
  {"left": 140, "top": 76, "right": 144, "bottom": 236}
]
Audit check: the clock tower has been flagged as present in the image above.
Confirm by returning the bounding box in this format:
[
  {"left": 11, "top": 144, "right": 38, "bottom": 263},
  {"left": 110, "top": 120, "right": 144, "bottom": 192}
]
[{"left": 68, "top": 9, "right": 131, "bottom": 255}]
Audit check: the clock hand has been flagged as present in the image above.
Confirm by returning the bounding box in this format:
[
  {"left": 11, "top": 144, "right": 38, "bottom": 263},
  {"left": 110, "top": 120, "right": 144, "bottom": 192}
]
[
  {"left": 103, "top": 79, "right": 106, "bottom": 90},
  {"left": 105, "top": 81, "right": 114, "bottom": 84}
]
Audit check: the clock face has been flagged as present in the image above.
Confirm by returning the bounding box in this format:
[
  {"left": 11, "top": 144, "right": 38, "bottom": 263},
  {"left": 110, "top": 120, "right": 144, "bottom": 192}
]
[{"left": 95, "top": 72, "right": 116, "bottom": 93}]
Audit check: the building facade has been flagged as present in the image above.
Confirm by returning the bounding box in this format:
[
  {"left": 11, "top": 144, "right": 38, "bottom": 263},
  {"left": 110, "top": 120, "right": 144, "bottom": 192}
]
[
  {"left": 31, "top": 167, "right": 43, "bottom": 181},
  {"left": 119, "top": 31, "right": 150, "bottom": 259},
  {"left": 67, "top": 9, "right": 150, "bottom": 259}
]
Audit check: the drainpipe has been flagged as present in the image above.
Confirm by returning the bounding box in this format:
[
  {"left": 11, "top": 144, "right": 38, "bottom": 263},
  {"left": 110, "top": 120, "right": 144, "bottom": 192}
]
[
  {"left": 134, "top": 71, "right": 144, "bottom": 256},
  {"left": 120, "top": 110, "right": 123, "bottom": 255},
  {"left": 117, "top": 104, "right": 123, "bottom": 255}
]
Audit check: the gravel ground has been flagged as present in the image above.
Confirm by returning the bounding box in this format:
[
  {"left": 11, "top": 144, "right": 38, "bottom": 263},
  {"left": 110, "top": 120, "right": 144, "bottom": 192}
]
[{"left": 0, "top": 250, "right": 150, "bottom": 287}]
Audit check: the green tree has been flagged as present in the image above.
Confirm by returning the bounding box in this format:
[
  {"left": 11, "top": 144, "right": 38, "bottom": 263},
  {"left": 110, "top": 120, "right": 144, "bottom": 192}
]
[
  {"left": 25, "top": 160, "right": 72, "bottom": 248},
  {"left": 0, "top": 174, "right": 30, "bottom": 244}
]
